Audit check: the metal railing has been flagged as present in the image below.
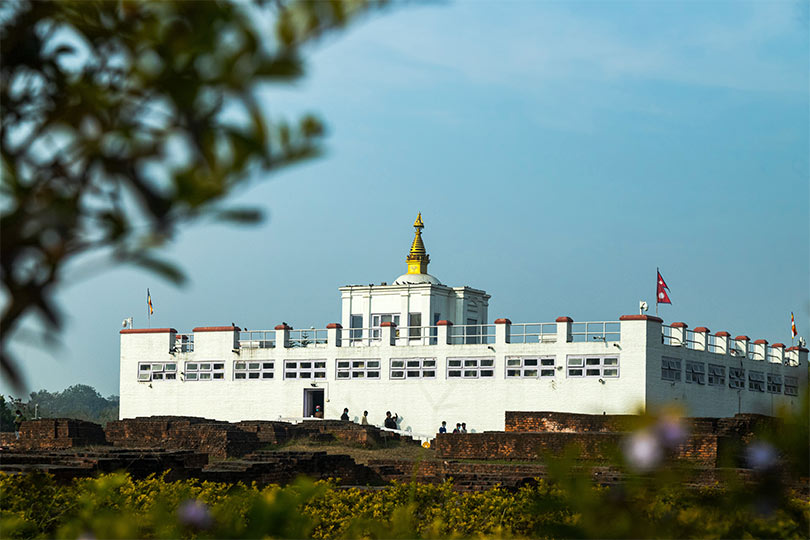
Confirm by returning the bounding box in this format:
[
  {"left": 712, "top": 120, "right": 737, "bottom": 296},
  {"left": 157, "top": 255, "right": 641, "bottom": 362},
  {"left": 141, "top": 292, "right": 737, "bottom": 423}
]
[
  {"left": 341, "top": 327, "right": 378, "bottom": 347},
  {"left": 509, "top": 322, "right": 557, "bottom": 344},
  {"left": 571, "top": 321, "right": 620, "bottom": 343},
  {"left": 707, "top": 335, "right": 725, "bottom": 354},
  {"left": 449, "top": 324, "right": 495, "bottom": 345},
  {"left": 683, "top": 330, "right": 699, "bottom": 350},
  {"left": 395, "top": 325, "right": 438, "bottom": 346},
  {"left": 662, "top": 325, "right": 681, "bottom": 346},
  {"left": 172, "top": 333, "right": 194, "bottom": 353},
  {"left": 239, "top": 330, "right": 275, "bottom": 349},
  {"left": 288, "top": 329, "right": 328, "bottom": 347}
]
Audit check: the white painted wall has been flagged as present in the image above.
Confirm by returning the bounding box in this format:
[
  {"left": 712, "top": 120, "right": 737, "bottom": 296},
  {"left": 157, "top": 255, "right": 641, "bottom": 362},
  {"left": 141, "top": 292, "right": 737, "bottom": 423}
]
[
  {"left": 120, "top": 318, "right": 805, "bottom": 437},
  {"left": 339, "top": 283, "right": 489, "bottom": 330}
]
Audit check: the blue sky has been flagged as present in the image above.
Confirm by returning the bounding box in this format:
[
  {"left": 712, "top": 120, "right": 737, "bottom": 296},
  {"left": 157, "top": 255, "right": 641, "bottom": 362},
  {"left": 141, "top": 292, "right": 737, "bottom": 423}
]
[{"left": 4, "top": 0, "right": 808, "bottom": 398}]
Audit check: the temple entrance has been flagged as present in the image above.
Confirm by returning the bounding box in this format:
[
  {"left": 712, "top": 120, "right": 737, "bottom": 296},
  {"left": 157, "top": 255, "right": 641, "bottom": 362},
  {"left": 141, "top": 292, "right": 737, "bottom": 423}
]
[{"left": 303, "top": 388, "right": 324, "bottom": 418}]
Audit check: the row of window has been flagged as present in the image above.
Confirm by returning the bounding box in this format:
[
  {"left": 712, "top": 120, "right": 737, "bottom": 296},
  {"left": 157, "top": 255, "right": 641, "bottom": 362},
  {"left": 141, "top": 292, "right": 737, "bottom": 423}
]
[
  {"left": 137, "top": 355, "right": 619, "bottom": 382},
  {"left": 661, "top": 357, "right": 798, "bottom": 395}
]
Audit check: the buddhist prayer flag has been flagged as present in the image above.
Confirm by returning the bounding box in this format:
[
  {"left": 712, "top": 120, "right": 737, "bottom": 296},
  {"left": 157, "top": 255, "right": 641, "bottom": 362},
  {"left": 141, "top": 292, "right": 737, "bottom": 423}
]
[
  {"left": 791, "top": 312, "right": 797, "bottom": 340},
  {"left": 656, "top": 270, "right": 671, "bottom": 305},
  {"left": 147, "top": 288, "right": 154, "bottom": 316}
]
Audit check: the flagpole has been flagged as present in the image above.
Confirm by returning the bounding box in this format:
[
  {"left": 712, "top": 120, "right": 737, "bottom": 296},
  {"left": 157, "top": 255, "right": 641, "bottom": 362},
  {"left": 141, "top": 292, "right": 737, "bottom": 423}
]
[{"left": 655, "top": 267, "right": 659, "bottom": 316}]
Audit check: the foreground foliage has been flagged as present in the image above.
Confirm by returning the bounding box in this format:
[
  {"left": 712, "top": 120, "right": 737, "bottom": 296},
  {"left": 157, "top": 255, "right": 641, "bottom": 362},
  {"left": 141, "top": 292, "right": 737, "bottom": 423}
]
[{"left": 1, "top": 470, "right": 807, "bottom": 539}]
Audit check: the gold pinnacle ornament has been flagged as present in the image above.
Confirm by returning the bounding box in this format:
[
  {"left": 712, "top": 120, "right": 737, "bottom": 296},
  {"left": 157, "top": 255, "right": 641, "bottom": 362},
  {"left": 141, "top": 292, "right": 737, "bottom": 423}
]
[{"left": 406, "top": 212, "right": 430, "bottom": 274}]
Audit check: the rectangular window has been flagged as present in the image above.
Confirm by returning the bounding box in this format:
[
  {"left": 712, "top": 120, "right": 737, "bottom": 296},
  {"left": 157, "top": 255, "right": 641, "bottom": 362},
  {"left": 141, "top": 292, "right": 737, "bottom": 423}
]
[
  {"left": 748, "top": 370, "right": 764, "bottom": 392},
  {"left": 234, "top": 360, "right": 274, "bottom": 380},
  {"left": 708, "top": 364, "right": 725, "bottom": 386},
  {"left": 505, "top": 357, "right": 555, "bottom": 378},
  {"left": 661, "top": 357, "right": 681, "bottom": 382},
  {"left": 784, "top": 376, "right": 798, "bottom": 396},
  {"left": 567, "top": 356, "right": 619, "bottom": 378},
  {"left": 184, "top": 361, "right": 223, "bottom": 381},
  {"left": 447, "top": 357, "right": 495, "bottom": 378},
  {"left": 408, "top": 313, "right": 422, "bottom": 339},
  {"left": 284, "top": 360, "right": 327, "bottom": 380},
  {"left": 390, "top": 358, "right": 436, "bottom": 379},
  {"left": 685, "top": 361, "right": 705, "bottom": 385},
  {"left": 336, "top": 359, "right": 381, "bottom": 380},
  {"left": 350, "top": 315, "right": 363, "bottom": 341},
  {"left": 766, "top": 373, "right": 782, "bottom": 394},
  {"left": 729, "top": 367, "right": 745, "bottom": 389},
  {"left": 372, "top": 314, "right": 400, "bottom": 339}
]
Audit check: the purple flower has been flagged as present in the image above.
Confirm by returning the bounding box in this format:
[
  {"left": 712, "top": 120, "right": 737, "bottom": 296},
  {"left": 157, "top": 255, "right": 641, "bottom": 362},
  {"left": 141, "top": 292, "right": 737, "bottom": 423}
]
[
  {"left": 623, "top": 430, "right": 663, "bottom": 472},
  {"left": 655, "top": 415, "right": 689, "bottom": 449},
  {"left": 745, "top": 441, "right": 779, "bottom": 471},
  {"left": 178, "top": 499, "right": 213, "bottom": 530}
]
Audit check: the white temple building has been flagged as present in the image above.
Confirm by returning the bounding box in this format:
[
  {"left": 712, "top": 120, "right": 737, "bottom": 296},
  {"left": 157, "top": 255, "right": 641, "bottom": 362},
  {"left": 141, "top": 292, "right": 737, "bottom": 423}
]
[{"left": 120, "top": 215, "right": 807, "bottom": 436}]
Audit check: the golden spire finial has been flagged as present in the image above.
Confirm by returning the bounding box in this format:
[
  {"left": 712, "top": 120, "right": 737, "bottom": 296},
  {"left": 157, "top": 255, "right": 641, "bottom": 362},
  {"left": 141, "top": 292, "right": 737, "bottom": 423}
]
[{"left": 406, "top": 213, "right": 429, "bottom": 274}]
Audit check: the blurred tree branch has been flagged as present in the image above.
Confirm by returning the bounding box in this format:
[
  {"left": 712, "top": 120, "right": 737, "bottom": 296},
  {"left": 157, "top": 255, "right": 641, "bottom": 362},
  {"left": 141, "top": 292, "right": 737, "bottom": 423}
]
[{"left": 0, "top": 0, "right": 382, "bottom": 389}]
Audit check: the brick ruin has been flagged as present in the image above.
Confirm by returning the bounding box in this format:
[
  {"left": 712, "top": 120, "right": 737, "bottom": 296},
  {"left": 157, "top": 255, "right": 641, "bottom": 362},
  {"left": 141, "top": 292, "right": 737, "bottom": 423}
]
[
  {"left": 434, "top": 412, "right": 781, "bottom": 467},
  {"left": 1, "top": 412, "right": 800, "bottom": 493}
]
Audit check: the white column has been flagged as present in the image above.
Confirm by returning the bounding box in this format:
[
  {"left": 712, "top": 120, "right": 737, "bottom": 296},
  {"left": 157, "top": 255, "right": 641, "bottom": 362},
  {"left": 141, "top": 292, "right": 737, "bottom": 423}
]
[
  {"left": 692, "top": 327, "right": 710, "bottom": 351},
  {"left": 734, "top": 335, "right": 750, "bottom": 358},
  {"left": 715, "top": 331, "right": 730, "bottom": 355},
  {"left": 381, "top": 322, "right": 396, "bottom": 346},
  {"left": 670, "top": 322, "right": 688, "bottom": 347},
  {"left": 327, "top": 323, "right": 342, "bottom": 348},
  {"left": 494, "top": 318, "right": 511, "bottom": 345},
  {"left": 752, "top": 339, "right": 768, "bottom": 361},
  {"left": 275, "top": 323, "right": 290, "bottom": 348},
  {"left": 769, "top": 343, "right": 784, "bottom": 364},
  {"left": 437, "top": 320, "right": 452, "bottom": 345},
  {"left": 555, "top": 316, "right": 573, "bottom": 343}
]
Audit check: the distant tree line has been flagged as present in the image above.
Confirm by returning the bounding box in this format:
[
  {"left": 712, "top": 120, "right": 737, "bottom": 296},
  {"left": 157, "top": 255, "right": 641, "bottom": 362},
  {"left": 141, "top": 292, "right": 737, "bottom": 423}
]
[{"left": 0, "top": 385, "right": 119, "bottom": 430}]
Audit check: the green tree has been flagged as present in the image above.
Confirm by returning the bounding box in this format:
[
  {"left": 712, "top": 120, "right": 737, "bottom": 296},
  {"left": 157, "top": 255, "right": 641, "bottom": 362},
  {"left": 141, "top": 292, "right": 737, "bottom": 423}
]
[
  {"left": 0, "top": 0, "right": 381, "bottom": 388},
  {"left": 0, "top": 395, "right": 16, "bottom": 431},
  {"left": 26, "top": 384, "right": 119, "bottom": 425}
]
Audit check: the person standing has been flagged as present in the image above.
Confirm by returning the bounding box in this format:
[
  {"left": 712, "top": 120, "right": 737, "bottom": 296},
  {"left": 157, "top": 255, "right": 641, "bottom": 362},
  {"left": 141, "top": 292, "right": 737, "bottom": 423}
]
[
  {"left": 452, "top": 423, "right": 461, "bottom": 434},
  {"left": 438, "top": 421, "right": 447, "bottom": 433},
  {"left": 361, "top": 411, "right": 369, "bottom": 425},
  {"left": 13, "top": 409, "right": 24, "bottom": 440},
  {"left": 384, "top": 411, "right": 398, "bottom": 429},
  {"left": 460, "top": 422, "right": 467, "bottom": 434},
  {"left": 340, "top": 408, "right": 350, "bottom": 421}
]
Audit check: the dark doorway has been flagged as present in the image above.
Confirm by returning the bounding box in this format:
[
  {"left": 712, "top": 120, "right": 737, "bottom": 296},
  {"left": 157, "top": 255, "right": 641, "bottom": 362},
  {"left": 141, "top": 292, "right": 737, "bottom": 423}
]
[{"left": 303, "top": 388, "right": 324, "bottom": 417}]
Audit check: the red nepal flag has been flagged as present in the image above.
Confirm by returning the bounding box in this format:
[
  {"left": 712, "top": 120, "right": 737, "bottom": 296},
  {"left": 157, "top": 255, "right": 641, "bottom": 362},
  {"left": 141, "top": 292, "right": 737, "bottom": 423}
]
[{"left": 657, "top": 271, "right": 671, "bottom": 304}]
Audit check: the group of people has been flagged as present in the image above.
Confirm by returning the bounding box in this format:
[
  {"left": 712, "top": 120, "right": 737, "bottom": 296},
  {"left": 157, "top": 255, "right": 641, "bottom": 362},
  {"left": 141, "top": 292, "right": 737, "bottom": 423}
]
[
  {"left": 438, "top": 421, "right": 468, "bottom": 434},
  {"left": 338, "top": 408, "right": 400, "bottom": 430}
]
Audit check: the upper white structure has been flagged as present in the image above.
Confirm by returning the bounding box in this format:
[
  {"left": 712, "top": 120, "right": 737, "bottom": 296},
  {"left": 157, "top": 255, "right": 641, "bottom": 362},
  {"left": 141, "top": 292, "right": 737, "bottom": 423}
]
[{"left": 120, "top": 215, "right": 807, "bottom": 436}]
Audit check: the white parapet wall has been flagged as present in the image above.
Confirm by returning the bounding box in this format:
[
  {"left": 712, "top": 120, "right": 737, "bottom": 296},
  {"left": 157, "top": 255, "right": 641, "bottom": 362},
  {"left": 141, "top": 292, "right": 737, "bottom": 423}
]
[{"left": 119, "top": 317, "right": 807, "bottom": 436}]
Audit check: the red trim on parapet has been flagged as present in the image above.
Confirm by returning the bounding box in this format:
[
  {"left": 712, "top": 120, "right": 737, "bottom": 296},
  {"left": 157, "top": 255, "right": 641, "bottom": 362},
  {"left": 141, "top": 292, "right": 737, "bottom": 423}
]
[
  {"left": 274, "top": 324, "right": 291, "bottom": 331},
  {"left": 771, "top": 343, "right": 785, "bottom": 349},
  {"left": 120, "top": 328, "right": 176, "bottom": 334},
  {"left": 193, "top": 326, "right": 241, "bottom": 332},
  {"left": 380, "top": 322, "right": 396, "bottom": 327},
  {"left": 753, "top": 339, "right": 768, "bottom": 345},
  {"left": 786, "top": 346, "right": 809, "bottom": 352},
  {"left": 326, "top": 323, "right": 342, "bottom": 329},
  {"left": 693, "top": 327, "right": 710, "bottom": 333},
  {"left": 735, "top": 335, "right": 750, "bottom": 341},
  {"left": 670, "top": 322, "right": 687, "bottom": 328},
  {"left": 715, "top": 331, "right": 730, "bottom": 337},
  {"left": 437, "top": 320, "right": 453, "bottom": 326},
  {"left": 555, "top": 316, "right": 573, "bottom": 323},
  {"left": 619, "top": 315, "right": 663, "bottom": 323},
  {"left": 494, "top": 318, "right": 512, "bottom": 324}
]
